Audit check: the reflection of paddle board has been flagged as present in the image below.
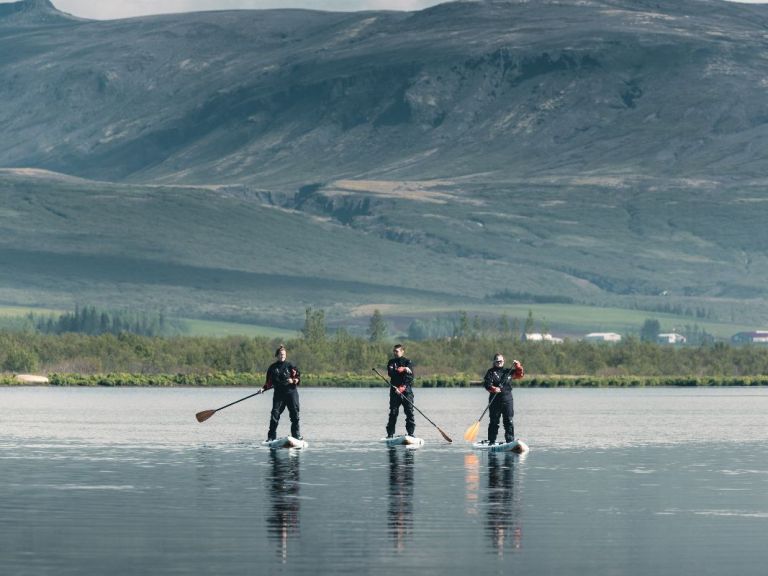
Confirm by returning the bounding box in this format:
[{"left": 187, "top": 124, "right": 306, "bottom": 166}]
[
  {"left": 382, "top": 435, "right": 424, "bottom": 448},
  {"left": 472, "top": 439, "right": 529, "bottom": 454},
  {"left": 262, "top": 436, "right": 308, "bottom": 449}
]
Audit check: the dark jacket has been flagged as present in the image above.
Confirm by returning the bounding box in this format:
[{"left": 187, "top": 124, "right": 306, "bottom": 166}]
[
  {"left": 483, "top": 367, "right": 513, "bottom": 394},
  {"left": 387, "top": 357, "right": 414, "bottom": 389},
  {"left": 264, "top": 360, "right": 301, "bottom": 391}
]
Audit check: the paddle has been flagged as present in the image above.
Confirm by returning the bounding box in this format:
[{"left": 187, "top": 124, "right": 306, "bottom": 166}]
[
  {"left": 372, "top": 368, "right": 453, "bottom": 443},
  {"left": 463, "top": 392, "right": 498, "bottom": 442},
  {"left": 195, "top": 389, "right": 265, "bottom": 423}
]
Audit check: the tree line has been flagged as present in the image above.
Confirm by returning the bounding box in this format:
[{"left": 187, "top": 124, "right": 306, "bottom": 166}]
[
  {"left": 2, "top": 314, "right": 768, "bottom": 384},
  {"left": 31, "top": 305, "right": 181, "bottom": 337}
]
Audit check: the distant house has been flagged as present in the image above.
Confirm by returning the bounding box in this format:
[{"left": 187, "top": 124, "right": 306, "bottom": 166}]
[
  {"left": 731, "top": 331, "right": 768, "bottom": 344},
  {"left": 524, "top": 332, "right": 564, "bottom": 343},
  {"left": 657, "top": 333, "right": 687, "bottom": 344},
  {"left": 584, "top": 332, "right": 622, "bottom": 343}
]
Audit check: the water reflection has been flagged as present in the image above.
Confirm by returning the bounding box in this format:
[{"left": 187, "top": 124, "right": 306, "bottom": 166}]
[
  {"left": 464, "top": 453, "right": 480, "bottom": 517},
  {"left": 194, "top": 446, "right": 219, "bottom": 492},
  {"left": 266, "top": 450, "right": 301, "bottom": 562},
  {"left": 387, "top": 447, "right": 415, "bottom": 551},
  {"left": 485, "top": 452, "right": 522, "bottom": 555}
]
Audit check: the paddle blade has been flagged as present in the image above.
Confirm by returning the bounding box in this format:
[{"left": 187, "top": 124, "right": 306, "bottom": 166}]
[
  {"left": 195, "top": 409, "right": 217, "bottom": 423},
  {"left": 463, "top": 421, "right": 481, "bottom": 442},
  {"left": 438, "top": 427, "right": 453, "bottom": 443}
]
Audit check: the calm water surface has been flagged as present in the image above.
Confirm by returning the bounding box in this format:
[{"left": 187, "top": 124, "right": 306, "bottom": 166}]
[{"left": 2, "top": 387, "right": 767, "bottom": 575}]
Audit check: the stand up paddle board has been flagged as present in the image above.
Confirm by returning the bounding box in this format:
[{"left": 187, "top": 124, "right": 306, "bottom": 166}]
[
  {"left": 472, "top": 439, "right": 529, "bottom": 454},
  {"left": 262, "top": 436, "right": 308, "bottom": 450},
  {"left": 382, "top": 435, "right": 424, "bottom": 448}
]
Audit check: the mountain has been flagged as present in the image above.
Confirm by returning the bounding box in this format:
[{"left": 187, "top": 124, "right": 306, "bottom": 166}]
[
  {"left": 1, "top": 0, "right": 768, "bottom": 333},
  {"left": 3, "top": 0, "right": 768, "bottom": 185},
  {"left": 0, "top": 0, "right": 76, "bottom": 24}
]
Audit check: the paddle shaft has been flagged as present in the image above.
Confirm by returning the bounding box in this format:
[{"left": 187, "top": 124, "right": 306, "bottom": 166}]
[
  {"left": 213, "top": 389, "right": 264, "bottom": 413},
  {"left": 477, "top": 390, "right": 499, "bottom": 422},
  {"left": 478, "top": 367, "right": 516, "bottom": 420},
  {"left": 372, "top": 368, "right": 452, "bottom": 442}
]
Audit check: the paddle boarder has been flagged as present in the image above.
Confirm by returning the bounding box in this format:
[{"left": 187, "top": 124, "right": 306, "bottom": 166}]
[
  {"left": 263, "top": 345, "right": 302, "bottom": 441},
  {"left": 482, "top": 353, "right": 524, "bottom": 444},
  {"left": 386, "top": 344, "right": 415, "bottom": 438}
]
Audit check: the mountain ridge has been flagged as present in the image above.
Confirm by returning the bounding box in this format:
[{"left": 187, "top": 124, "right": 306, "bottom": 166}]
[
  {"left": 3, "top": 0, "right": 768, "bottom": 186},
  {"left": 0, "top": 0, "right": 79, "bottom": 24}
]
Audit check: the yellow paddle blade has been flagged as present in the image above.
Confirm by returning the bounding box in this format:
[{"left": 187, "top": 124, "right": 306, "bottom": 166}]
[{"left": 463, "top": 420, "right": 481, "bottom": 442}]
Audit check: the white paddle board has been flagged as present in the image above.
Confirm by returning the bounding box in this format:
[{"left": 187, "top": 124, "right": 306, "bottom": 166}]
[
  {"left": 472, "top": 439, "right": 529, "bottom": 454},
  {"left": 381, "top": 434, "right": 424, "bottom": 448},
  {"left": 262, "top": 436, "right": 308, "bottom": 449}
]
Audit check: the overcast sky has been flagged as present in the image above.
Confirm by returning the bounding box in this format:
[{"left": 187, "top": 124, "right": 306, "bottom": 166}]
[
  {"left": 1, "top": 0, "right": 766, "bottom": 20},
  {"left": 22, "top": 1, "right": 443, "bottom": 19}
]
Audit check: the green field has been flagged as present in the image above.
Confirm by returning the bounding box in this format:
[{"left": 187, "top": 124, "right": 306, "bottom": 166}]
[
  {"left": 179, "top": 319, "right": 297, "bottom": 339},
  {"left": 1, "top": 170, "right": 768, "bottom": 334},
  {"left": 0, "top": 306, "right": 62, "bottom": 317},
  {"left": 0, "top": 302, "right": 758, "bottom": 342},
  {"left": 364, "top": 302, "right": 759, "bottom": 341}
]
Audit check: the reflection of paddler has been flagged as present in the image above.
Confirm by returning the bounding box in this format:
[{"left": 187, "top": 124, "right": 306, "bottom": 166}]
[
  {"left": 485, "top": 452, "right": 522, "bottom": 555},
  {"left": 387, "top": 447, "right": 415, "bottom": 551},
  {"left": 266, "top": 450, "right": 301, "bottom": 562}
]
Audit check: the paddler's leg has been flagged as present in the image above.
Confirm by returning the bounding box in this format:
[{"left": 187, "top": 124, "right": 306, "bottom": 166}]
[
  {"left": 386, "top": 389, "right": 400, "bottom": 437},
  {"left": 501, "top": 393, "right": 515, "bottom": 443},
  {"left": 268, "top": 391, "right": 287, "bottom": 440},
  {"left": 487, "top": 393, "right": 501, "bottom": 444},
  {"left": 403, "top": 390, "right": 415, "bottom": 436},
  {"left": 286, "top": 388, "right": 301, "bottom": 439}
]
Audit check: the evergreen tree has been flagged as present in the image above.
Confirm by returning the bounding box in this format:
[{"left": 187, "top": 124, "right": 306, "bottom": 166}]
[
  {"left": 455, "top": 311, "right": 470, "bottom": 339},
  {"left": 524, "top": 310, "right": 535, "bottom": 335},
  {"left": 640, "top": 318, "right": 661, "bottom": 342},
  {"left": 302, "top": 307, "right": 327, "bottom": 344},
  {"left": 367, "top": 309, "right": 388, "bottom": 342},
  {"left": 498, "top": 313, "right": 511, "bottom": 336}
]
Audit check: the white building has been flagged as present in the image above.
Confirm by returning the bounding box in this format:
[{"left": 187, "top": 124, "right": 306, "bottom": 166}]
[
  {"left": 584, "top": 332, "right": 622, "bottom": 343},
  {"left": 657, "top": 333, "right": 687, "bottom": 344},
  {"left": 524, "top": 332, "right": 564, "bottom": 343},
  {"left": 731, "top": 331, "right": 768, "bottom": 344}
]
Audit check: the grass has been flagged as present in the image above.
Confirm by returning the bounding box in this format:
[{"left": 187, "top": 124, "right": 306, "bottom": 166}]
[
  {"left": 1, "top": 170, "right": 768, "bottom": 335},
  {"left": 0, "top": 306, "right": 63, "bottom": 317},
  {"left": 365, "top": 302, "right": 759, "bottom": 340},
  {"left": 180, "top": 318, "right": 297, "bottom": 338}
]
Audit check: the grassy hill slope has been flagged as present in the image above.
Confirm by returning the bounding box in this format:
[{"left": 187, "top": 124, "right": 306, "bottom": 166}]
[{"left": 2, "top": 168, "right": 767, "bottom": 334}]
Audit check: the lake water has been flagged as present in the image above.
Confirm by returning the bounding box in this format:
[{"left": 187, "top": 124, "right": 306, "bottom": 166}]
[{"left": 1, "top": 387, "right": 767, "bottom": 575}]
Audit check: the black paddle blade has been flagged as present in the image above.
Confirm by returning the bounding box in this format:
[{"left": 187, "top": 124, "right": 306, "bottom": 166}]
[{"left": 195, "top": 409, "right": 216, "bottom": 423}]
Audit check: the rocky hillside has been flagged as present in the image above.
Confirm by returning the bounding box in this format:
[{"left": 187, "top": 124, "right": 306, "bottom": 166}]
[{"left": 3, "top": 0, "right": 768, "bottom": 186}]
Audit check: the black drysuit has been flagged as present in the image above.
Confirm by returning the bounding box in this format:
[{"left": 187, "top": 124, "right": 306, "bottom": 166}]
[
  {"left": 386, "top": 356, "right": 415, "bottom": 436},
  {"left": 483, "top": 366, "right": 515, "bottom": 444},
  {"left": 264, "top": 360, "right": 301, "bottom": 440}
]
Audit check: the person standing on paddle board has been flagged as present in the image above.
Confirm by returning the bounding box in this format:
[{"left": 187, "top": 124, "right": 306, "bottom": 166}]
[
  {"left": 482, "top": 353, "right": 524, "bottom": 444},
  {"left": 262, "top": 345, "right": 302, "bottom": 441},
  {"left": 386, "top": 344, "right": 415, "bottom": 438}
]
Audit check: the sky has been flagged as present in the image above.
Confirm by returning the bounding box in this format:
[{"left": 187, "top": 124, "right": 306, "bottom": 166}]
[
  {"left": 16, "top": 1, "right": 445, "bottom": 19},
  {"left": 0, "top": 0, "right": 766, "bottom": 20}
]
